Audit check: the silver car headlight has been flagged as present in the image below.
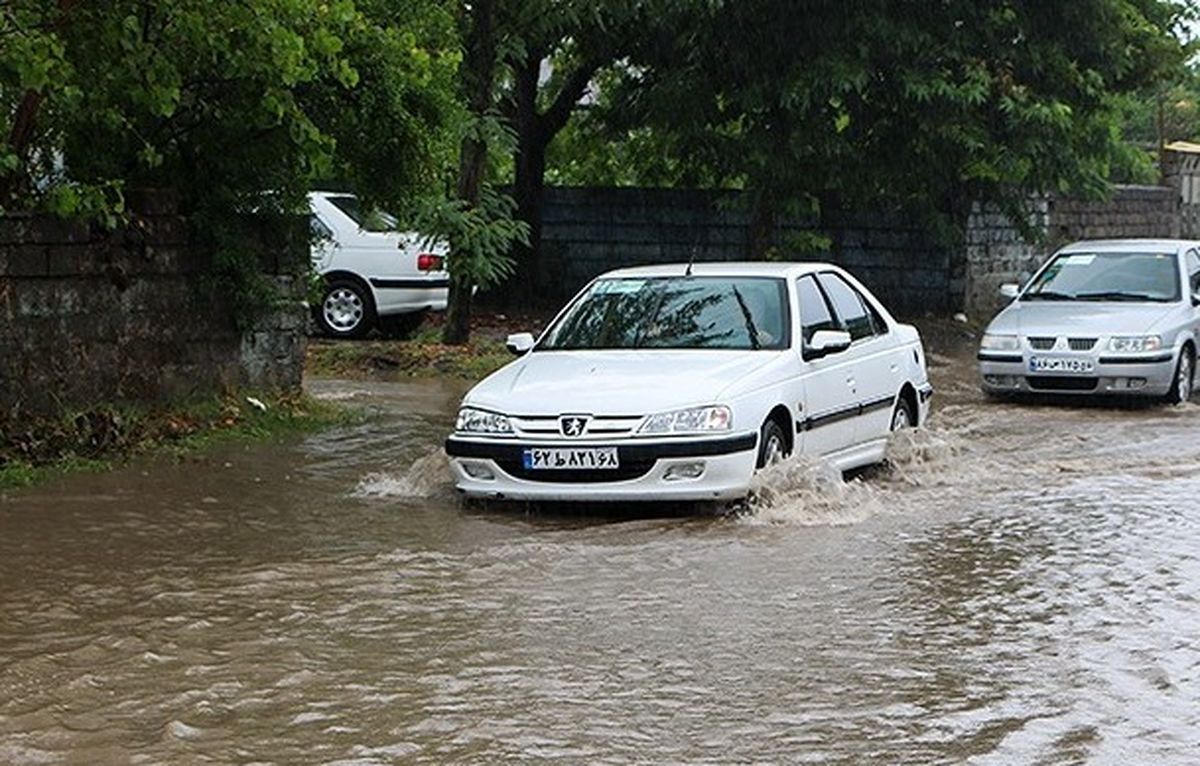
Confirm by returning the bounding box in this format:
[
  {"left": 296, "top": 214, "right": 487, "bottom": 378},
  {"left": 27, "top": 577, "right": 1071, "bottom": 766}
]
[
  {"left": 455, "top": 407, "right": 513, "bottom": 434},
  {"left": 638, "top": 405, "right": 732, "bottom": 434},
  {"left": 980, "top": 334, "right": 1020, "bottom": 351},
  {"left": 1109, "top": 335, "right": 1162, "bottom": 353}
]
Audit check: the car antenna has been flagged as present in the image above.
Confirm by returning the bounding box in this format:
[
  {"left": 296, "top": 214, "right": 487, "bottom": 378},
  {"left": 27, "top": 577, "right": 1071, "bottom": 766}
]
[{"left": 685, "top": 244, "right": 697, "bottom": 277}]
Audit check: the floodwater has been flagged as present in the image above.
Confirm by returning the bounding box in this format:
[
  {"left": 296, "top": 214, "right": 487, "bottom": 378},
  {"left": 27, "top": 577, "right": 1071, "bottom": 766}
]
[{"left": 3, "top": 361, "right": 1200, "bottom": 764}]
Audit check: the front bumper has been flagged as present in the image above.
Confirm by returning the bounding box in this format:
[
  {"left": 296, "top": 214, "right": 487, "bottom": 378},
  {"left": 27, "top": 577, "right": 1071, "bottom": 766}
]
[
  {"left": 444, "top": 432, "right": 759, "bottom": 501},
  {"left": 978, "top": 350, "right": 1177, "bottom": 396}
]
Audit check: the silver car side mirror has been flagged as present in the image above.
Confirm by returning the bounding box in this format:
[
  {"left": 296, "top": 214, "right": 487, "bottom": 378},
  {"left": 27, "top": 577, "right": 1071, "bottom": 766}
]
[
  {"left": 505, "top": 332, "right": 535, "bottom": 356},
  {"left": 999, "top": 283, "right": 1020, "bottom": 299},
  {"left": 805, "top": 329, "right": 852, "bottom": 360}
]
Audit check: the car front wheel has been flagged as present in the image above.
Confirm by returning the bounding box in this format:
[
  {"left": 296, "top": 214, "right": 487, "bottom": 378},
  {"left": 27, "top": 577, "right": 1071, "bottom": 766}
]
[
  {"left": 1165, "top": 345, "right": 1195, "bottom": 405},
  {"left": 891, "top": 397, "right": 914, "bottom": 431},
  {"left": 316, "top": 278, "right": 376, "bottom": 339},
  {"left": 756, "top": 419, "right": 788, "bottom": 469}
]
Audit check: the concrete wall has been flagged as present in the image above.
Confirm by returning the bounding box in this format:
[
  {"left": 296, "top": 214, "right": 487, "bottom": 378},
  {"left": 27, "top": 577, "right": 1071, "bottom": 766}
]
[
  {"left": 0, "top": 208, "right": 307, "bottom": 420},
  {"left": 532, "top": 184, "right": 1181, "bottom": 323},
  {"left": 534, "top": 187, "right": 954, "bottom": 315}
]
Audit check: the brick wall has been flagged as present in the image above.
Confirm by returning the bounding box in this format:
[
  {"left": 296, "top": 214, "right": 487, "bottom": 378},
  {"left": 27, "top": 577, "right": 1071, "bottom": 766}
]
[
  {"left": 531, "top": 187, "right": 954, "bottom": 315},
  {"left": 0, "top": 206, "right": 306, "bottom": 420},
  {"left": 526, "top": 185, "right": 1181, "bottom": 323}
]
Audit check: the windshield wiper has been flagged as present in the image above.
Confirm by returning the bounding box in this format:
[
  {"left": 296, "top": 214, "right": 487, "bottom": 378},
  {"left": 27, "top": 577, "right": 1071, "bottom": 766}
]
[
  {"left": 1074, "top": 291, "right": 1165, "bottom": 302},
  {"left": 1022, "top": 290, "right": 1077, "bottom": 301},
  {"left": 731, "top": 286, "right": 761, "bottom": 350}
]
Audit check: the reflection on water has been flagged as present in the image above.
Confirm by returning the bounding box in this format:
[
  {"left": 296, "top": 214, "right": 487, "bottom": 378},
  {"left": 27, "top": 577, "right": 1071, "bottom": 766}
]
[{"left": 2, "top": 379, "right": 1200, "bottom": 763}]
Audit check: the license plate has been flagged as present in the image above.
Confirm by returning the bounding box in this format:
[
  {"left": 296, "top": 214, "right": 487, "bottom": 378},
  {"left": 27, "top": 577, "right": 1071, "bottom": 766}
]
[
  {"left": 1029, "top": 356, "right": 1095, "bottom": 374},
  {"left": 522, "top": 447, "right": 620, "bottom": 470}
]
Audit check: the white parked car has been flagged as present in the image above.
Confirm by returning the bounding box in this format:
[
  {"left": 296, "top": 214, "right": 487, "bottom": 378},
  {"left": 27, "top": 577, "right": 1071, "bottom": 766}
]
[
  {"left": 445, "top": 263, "right": 933, "bottom": 502},
  {"left": 979, "top": 239, "right": 1200, "bottom": 402},
  {"left": 309, "top": 191, "right": 449, "bottom": 338}
]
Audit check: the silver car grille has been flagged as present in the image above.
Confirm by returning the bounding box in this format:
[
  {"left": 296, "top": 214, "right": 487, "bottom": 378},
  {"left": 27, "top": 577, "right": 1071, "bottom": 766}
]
[
  {"left": 1026, "top": 336, "right": 1097, "bottom": 352},
  {"left": 510, "top": 415, "right": 644, "bottom": 439}
]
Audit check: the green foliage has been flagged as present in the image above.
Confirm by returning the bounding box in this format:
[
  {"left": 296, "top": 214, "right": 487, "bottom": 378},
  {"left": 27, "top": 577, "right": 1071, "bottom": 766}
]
[
  {"left": 1, "top": 0, "right": 458, "bottom": 324},
  {"left": 554, "top": 0, "right": 1190, "bottom": 228},
  {"left": 416, "top": 183, "right": 528, "bottom": 288}
]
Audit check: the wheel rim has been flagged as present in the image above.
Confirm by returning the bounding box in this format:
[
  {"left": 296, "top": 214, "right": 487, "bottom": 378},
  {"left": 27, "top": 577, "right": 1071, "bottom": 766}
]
[
  {"left": 764, "top": 432, "right": 784, "bottom": 466},
  {"left": 323, "top": 288, "right": 364, "bottom": 332},
  {"left": 1179, "top": 354, "right": 1193, "bottom": 401},
  {"left": 891, "top": 405, "right": 912, "bottom": 432}
]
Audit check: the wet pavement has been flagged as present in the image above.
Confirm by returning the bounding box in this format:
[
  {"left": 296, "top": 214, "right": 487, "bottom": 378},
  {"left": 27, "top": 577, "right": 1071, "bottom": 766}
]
[{"left": 3, "top": 354, "right": 1200, "bottom": 763}]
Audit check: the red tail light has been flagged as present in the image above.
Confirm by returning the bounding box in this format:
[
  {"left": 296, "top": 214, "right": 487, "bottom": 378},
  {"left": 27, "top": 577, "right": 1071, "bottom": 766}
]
[{"left": 417, "top": 253, "right": 444, "bottom": 272}]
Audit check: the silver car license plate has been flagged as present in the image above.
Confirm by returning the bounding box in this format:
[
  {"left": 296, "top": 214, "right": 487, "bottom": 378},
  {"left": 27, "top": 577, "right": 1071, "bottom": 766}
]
[
  {"left": 522, "top": 447, "right": 620, "bottom": 470},
  {"left": 1029, "top": 356, "right": 1095, "bottom": 374}
]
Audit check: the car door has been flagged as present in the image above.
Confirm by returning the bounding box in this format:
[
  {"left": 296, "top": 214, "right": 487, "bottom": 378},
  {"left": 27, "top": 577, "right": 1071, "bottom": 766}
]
[
  {"left": 815, "top": 272, "right": 904, "bottom": 446},
  {"left": 794, "top": 274, "right": 861, "bottom": 456},
  {"left": 1185, "top": 249, "right": 1200, "bottom": 341}
]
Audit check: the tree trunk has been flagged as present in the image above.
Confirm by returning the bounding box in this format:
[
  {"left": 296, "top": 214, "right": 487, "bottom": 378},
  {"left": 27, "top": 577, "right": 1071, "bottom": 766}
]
[
  {"left": 442, "top": 0, "right": 496, "bottom": 345},
  {"left": 508, "top": 54, "right": 547, "bottom": 308},
  {"left": 747, "top": 191, "right": 776, "bottom": 260}
]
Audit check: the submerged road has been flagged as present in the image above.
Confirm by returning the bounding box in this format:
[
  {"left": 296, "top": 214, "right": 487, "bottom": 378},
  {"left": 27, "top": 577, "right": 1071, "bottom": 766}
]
[{"left": 2, "top": 356, "right": 1200, "bottom": 763}]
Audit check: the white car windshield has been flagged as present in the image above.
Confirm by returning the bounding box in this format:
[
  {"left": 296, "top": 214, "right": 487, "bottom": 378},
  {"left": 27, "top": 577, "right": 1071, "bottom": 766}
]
[
  {"left": 1024, "top": 251, "right": 1180, "bottom": 303},
  {"left": 539, "top": 276, "right": 790, "bottom": 350}
]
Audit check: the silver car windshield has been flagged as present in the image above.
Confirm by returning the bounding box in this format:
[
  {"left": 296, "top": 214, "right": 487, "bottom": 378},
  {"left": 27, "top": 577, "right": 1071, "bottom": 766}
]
[
  {"left": 539, "top": 276, "right": 790, "bottom": 350},
  {"left": 1024, "top": 251, "right": 1180, "bottom": 303}
]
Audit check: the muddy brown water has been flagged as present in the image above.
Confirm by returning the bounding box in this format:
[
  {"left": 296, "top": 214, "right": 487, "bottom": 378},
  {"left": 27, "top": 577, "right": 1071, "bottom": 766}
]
[{"left": 3, "top": 363, "right": 1200, "bottom": 764}]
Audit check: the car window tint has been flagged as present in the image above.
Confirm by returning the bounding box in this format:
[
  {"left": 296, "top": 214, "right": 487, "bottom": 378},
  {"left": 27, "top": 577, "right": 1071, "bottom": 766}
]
[
  {"left": 1187, "top": 250, "right": 1200, "bottom": 293},
  {"left": 816, "top": 273, "right": 875, "bottom": 341},
  {"left": 796, "top": 275, "right": 838, "bottom": 344}
]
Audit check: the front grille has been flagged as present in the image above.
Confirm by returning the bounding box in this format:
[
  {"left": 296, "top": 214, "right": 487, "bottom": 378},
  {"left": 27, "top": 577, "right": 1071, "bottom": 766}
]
[
  {"left": 1068, "top": 337, "right": 1097, "bottom": 351},
  {"left": 1026, "top": 376, "right": 1098, "bottom": 391},
  {"left": 1028, "top": 337, "right": 1057, "bottom": 350},
  {"left": 495, "top": 459, "right": 656, "bottom": 483},
  {"left": 510, "top": 415, "right": 643, "bottom": 439}
]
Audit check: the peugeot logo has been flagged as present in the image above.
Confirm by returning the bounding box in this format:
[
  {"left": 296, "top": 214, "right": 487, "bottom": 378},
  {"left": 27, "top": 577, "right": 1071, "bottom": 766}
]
[{"left": 559, "top": 415, "right": 590, "bottom": 437}]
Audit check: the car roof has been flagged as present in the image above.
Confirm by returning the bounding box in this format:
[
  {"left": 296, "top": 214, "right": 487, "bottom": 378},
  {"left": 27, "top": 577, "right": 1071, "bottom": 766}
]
[
  {"left": 599, "top": 261, "right": 837, "bottom": 279},
  {"left": 1059, "top": 238, "right": 1200, "bottom": 254}
]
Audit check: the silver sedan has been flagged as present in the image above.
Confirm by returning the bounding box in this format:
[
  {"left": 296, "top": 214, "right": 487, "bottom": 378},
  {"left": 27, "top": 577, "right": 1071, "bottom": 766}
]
[{"left": 978, "top": 239, "right": 1200, "bottom": 403}]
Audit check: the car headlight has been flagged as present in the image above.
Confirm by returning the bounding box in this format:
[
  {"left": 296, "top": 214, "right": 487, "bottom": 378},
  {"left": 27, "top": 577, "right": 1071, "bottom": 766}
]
[
  {"left": 980, "top": 334, "right": 1020, "bottom": 351},
  {"left": 638, "top": 405, "right": 732, "bottom": 434},
  {"left": 455, "top": 407, "right": 513, "bottom": 434},
  {"left": 1109, "top": 335, "right": 1162, "bottom": 353}
]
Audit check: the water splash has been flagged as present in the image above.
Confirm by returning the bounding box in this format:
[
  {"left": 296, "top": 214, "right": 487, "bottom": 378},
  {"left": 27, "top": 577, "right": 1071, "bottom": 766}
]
[
  {"left": 740, "top": 456, "right": 884, "bottom": 526},
  {"left": 353, "top": 449, "right": 454, "bottom": 500}
]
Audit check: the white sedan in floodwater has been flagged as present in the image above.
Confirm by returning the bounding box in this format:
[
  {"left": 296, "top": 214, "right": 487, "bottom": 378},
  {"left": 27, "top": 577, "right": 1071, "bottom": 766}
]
[
  {"left": 979, "top": 239, "right": 1200, "bottom": 402},
  {"left": 445, "top": 263, "right": 933, "bottom": 502}
]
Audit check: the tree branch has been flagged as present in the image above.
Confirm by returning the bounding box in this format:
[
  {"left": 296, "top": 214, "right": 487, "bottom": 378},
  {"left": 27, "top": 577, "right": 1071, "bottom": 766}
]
[{"left": 541, "top": 58, "right": 601, "bottom": 139}]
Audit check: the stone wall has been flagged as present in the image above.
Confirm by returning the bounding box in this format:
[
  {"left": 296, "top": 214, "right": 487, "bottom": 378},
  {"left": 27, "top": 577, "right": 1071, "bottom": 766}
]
[
  {"left": 0, "top": 208, "right": 306, "bottom": 420},
  {"left": 532, "top": 187, "right": 954, "bottom": 315}
]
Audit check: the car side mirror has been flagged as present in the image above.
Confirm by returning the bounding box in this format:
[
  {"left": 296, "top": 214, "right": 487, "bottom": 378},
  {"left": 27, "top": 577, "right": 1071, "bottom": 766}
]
[
  {"left": 505, "top": 332, "right": 535, "bottom": 356},
  {"left": 804, "top": 329, "right": 852, "bottom": 360},
  {"left": 1192, "top": 291, "right": 1200, "bottom": 308},
  {"left": 999, "top": 283, "right": 1020, "bottom": 299}
]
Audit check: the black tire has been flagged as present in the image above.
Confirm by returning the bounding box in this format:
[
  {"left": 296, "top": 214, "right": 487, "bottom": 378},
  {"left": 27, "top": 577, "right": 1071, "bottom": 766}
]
[
  {"left": 891, "top": 397, "right": 915, "bottom": 432},
  {"left": 378, "top": 309, "right": 428, "bottom": 340},
  {"left": 315, "top": 277, "right": 376, "bottom": 339},
  {"left": 756, "top": 419, "right": 788, "bottom": 469},
  {"left": 1165, "top": 345, "right": 1195, "bottom": 405}
]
